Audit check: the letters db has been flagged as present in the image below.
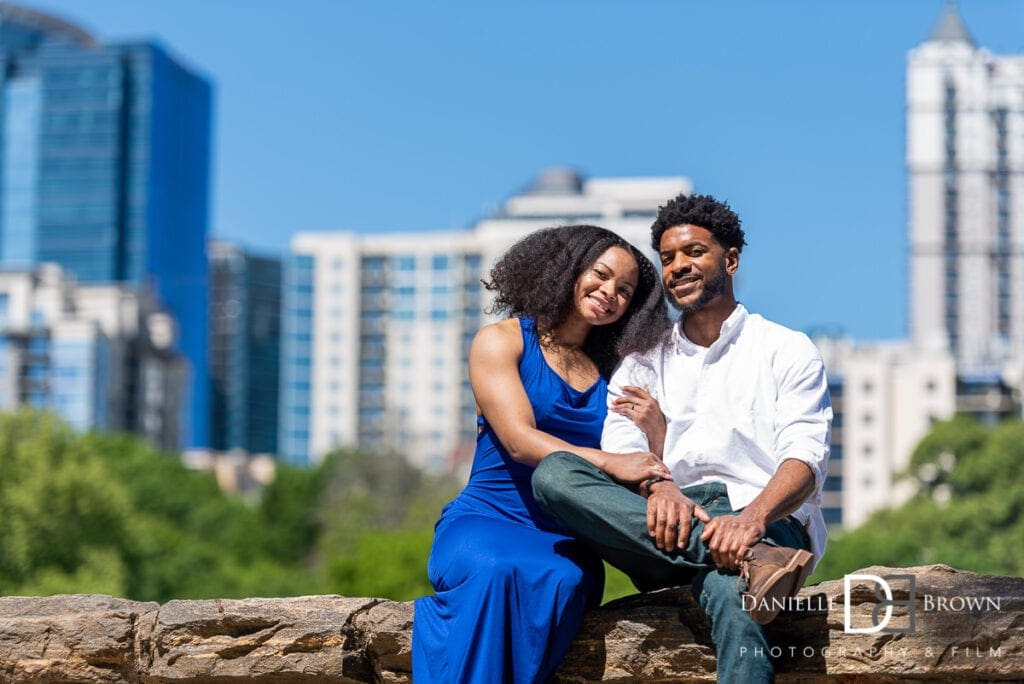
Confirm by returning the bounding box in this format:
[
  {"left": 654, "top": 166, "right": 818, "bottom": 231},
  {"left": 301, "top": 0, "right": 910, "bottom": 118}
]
[{"left": 843, "top": 573, "right": 916, "bottom": 634}]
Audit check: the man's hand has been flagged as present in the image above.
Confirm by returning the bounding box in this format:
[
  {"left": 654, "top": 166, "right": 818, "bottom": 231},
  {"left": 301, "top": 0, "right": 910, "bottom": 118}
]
[
  {"left": 603, "top": 452, "right": 671, "bottom": 486},
  {"left": 700, "top": 511, "right": 765, "bottom": 570},
  {"left": 647, "top": 481, "right": 710, "bottom": 551}
]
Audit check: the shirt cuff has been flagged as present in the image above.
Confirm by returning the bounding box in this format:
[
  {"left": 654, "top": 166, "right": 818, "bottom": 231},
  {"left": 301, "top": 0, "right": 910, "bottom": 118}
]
[{"left": 780, "top": 450, "right": 826, "bottom": 497}]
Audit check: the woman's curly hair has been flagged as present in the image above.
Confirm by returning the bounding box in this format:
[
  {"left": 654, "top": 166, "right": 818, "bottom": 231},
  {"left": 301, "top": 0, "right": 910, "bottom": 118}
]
[{"left": 485, "top": 225, "right": 669, "bottom": 377}]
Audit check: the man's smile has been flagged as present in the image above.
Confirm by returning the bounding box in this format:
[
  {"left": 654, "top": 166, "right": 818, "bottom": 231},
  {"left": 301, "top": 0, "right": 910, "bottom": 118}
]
[{"left": 670, "top": 275, "right": 701, "bottom": 295}]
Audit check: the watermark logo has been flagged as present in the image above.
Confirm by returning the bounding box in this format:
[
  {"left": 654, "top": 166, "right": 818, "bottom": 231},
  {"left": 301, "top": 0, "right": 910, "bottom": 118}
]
[{"left": 843, "top": 573, "right": 916, "bottom": 634}]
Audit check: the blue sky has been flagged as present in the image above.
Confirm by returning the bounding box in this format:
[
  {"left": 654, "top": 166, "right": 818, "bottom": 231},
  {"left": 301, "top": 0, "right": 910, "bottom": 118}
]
[{"left": 32, "top": 0, "right": 1024, "bottom": 339}]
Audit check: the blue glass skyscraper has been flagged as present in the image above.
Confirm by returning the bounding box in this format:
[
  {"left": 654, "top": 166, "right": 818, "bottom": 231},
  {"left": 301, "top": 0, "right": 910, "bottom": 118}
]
[
  {"left": 209, "top": 241, "right": 281, "bottom": 455},
  {"left": 0, "top": 4, "right": 212, "bottom": 446}
]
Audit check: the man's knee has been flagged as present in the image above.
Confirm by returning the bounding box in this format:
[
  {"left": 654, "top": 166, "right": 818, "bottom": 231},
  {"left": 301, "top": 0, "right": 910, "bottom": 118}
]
[{"left": 532, "top": 451, "right": 591, "bottom": 511}]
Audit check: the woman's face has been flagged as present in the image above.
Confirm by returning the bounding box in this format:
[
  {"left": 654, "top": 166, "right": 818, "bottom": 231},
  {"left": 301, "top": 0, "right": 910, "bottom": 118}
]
[{"left": 573, "top": 246, "right": 640, "bottom": 326}]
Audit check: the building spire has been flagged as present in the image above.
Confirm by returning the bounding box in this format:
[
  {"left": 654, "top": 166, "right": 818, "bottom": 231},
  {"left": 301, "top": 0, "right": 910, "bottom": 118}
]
[{"left": 928, "top": 0, "right": 975, "bottom": 46}]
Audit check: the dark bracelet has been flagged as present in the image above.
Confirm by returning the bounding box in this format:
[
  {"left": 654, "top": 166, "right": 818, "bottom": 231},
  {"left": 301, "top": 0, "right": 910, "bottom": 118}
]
[{"left": 640, "top": 476, "right": 671, "bottom": 498}]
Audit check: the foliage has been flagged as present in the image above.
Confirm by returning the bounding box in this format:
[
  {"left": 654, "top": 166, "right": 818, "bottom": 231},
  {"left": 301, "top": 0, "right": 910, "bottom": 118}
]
[
  {"left": 319, "top": 452, "right": 460, "bottom": 601},
  {"left": 811, "top": 416, "right": 1024, "bottom": 582},
  {"left": 602, "top": 563, "right": 639, "bottom": 603},
  {"left": 8, "top": 408, "right": 1014, "bottom": 605},
  {"left": 0, "top": 409, "right": 459, "bottom": 602},
  {"left": 0, "top": 412, "right": 136, "bottom": 597}
]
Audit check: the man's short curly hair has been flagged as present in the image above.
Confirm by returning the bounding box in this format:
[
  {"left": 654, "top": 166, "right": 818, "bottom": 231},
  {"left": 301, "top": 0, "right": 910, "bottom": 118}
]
[
  {"left": 650, "top": 193, "right": 746, "bottom": 253},
  {"left": 485, "top": 225, "right": 668, "bottom": 377}
]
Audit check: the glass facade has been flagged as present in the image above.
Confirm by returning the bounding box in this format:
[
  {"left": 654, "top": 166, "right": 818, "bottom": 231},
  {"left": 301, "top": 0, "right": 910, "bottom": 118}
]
[
  {"left": 279, "top": 254, "right": 314, "bottom": 465},
  {"left": 0, "top": 75, "right": 40, "bottom": 265},
  {"left": 0, "top": 11, "right": 212, "bottom": 447},
  {"left": 941, "top": 78, "right": 960, "bottom": 358},
  {"left": 209, "top": 243, "right": 281, "bottom": 454},
  {"left": 0, "top": 326, "right": 106, "bottom": 431},
  {"left": 823, "top": 377, "right": 843, "bottom": 527},
  {"left": 358, "top": 255, "right": 387, "bottom": 449},
  {"left": 50, "top": 334, "right": 108, "bottom": 431}
]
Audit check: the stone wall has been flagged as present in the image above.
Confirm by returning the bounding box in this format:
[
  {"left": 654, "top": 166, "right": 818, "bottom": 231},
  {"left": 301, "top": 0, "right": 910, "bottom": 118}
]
[{"left": 0, "top": 565, "right": 1021, "bottom": 682}]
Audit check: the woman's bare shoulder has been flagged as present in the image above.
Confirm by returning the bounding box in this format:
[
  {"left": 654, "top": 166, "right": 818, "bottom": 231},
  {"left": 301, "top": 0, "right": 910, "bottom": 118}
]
[{"left": 471, "top": 318, "right": 524, "bottom": 359}]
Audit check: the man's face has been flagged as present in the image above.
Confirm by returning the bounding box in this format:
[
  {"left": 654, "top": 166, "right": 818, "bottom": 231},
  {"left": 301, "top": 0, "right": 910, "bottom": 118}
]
[{"left": 658, "top": 224, "right": 738, "bottom": 314}]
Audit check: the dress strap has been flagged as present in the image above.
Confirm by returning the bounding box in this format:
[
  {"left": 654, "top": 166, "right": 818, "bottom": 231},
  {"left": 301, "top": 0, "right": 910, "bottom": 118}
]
[{"left": 518, "top": 317, "right": 541, "bottom": 367}]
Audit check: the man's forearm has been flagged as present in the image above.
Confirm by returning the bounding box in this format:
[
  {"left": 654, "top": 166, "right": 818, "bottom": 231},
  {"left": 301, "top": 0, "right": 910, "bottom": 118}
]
[{"left": 740, "top": 458, "right": 816, "bottom": 526}]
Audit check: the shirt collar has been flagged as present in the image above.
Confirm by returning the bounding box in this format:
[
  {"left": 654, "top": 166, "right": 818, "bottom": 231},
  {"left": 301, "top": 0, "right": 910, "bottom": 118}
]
[{"left": 672, "top": 303, "right": 749, "bottom": 354}]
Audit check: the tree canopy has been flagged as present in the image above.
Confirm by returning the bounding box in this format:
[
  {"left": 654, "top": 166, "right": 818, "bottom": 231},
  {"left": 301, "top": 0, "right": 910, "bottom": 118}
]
[
  {"left": 811, "top": 415, "right": 1024, "bottom": 582},
  {"left": 0, "top": 409, "right": 457, "bottom": 602},
  {"left": 1, "top": 409, "right": 1018, "bottom": 604}
]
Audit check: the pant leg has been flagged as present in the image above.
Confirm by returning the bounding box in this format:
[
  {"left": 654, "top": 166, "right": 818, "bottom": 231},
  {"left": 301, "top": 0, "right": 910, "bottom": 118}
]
[
  {"left": 694, "top": 569, "right": 774, "bottom": 683},
  {"left": 693, "top": 494, "right": 814, "bottom": 684},
  {"left": 534, "top": 450, "right": 814, "bottom": 684},
  {"left": 532, "top": 451, "right": 720, "bottom": 591}
]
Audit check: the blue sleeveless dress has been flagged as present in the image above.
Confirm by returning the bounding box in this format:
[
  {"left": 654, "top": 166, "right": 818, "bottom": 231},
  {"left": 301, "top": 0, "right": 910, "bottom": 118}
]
[{"left": 413, "top": 318, "right": 606, "bottom": 683}]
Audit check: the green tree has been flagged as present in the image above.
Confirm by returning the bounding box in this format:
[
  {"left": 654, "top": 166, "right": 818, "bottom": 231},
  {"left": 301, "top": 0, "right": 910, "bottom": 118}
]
[
  {"left": 0, "top": 410, "right": 322, "bottom": 601},
  {"left": 0, "top": 411, "right": 137, "bottom": 597},
  {"left": 812, "top": 416, "right": 1024, "bottom": 582},
  {"left": 0, "top": 410, "right": 480, "bottom": 603},
  {"left": 317, "top": 448, "right": 461, "bottom": 600},
  {"left": 255, "top": 461, "right": 323, "bottom": 564}
]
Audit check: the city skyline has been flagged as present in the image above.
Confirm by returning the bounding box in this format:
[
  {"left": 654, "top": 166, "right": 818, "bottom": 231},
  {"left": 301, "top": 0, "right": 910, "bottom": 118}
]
[
  {"left": 0, "top": 4, "right": 212, "bottom": 447},
  {"left": 28, "top": 0, "right": 1024, "bottom": 341}
]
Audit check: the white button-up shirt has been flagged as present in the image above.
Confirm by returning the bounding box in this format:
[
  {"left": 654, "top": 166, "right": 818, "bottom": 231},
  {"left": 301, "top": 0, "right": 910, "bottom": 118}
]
[{"left": 602, "top": 304, "right": 832, "bottom": 568}]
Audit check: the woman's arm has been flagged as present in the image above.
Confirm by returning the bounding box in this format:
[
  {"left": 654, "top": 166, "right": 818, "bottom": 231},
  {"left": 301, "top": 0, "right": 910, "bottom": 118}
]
[{"left": 470, "top": 321, "right": 668, "bottom": 484}]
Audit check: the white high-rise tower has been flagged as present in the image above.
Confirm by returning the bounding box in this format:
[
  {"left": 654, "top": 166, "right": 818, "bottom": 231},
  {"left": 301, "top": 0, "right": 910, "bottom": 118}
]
[{"left": 907, "top": 2, "right": 1024, "bottom": 370}]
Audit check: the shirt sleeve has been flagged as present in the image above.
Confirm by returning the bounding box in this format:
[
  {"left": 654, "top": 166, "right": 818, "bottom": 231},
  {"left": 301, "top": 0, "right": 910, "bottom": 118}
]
[
  {"left": 601, "top": 353, "right": 655, "bottom": 454},
  {"left": 773, "top": 335, "right": 833, "bottom": 498}
]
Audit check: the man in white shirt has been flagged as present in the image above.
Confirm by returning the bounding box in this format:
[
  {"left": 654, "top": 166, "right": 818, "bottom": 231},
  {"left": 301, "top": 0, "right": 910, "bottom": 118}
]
[{"left": 532, "top": 193, "right": 831, "bottom": 683}]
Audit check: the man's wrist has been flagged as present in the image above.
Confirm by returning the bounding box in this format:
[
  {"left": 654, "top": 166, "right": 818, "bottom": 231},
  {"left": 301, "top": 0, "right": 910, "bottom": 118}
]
[
  {"left": 643, "top": 477, "right": 676, "bottom": 498},
  {"left": 738, "top": 505, "right": 770, "bottom": 528}
]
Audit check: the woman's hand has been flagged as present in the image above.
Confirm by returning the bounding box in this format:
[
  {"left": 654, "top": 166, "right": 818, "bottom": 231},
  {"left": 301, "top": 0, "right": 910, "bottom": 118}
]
[
  {"left": 611, "top": 386, "right": 667, "bottom": 457},
  {"left": 602, "top": 451, "right": 671, "bottom": 486}
]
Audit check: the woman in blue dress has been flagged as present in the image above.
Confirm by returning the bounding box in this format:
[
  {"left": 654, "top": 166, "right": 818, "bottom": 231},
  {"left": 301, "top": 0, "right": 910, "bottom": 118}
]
[{"left": 413, "top": 225, "right": 670, "bottom": 683}]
